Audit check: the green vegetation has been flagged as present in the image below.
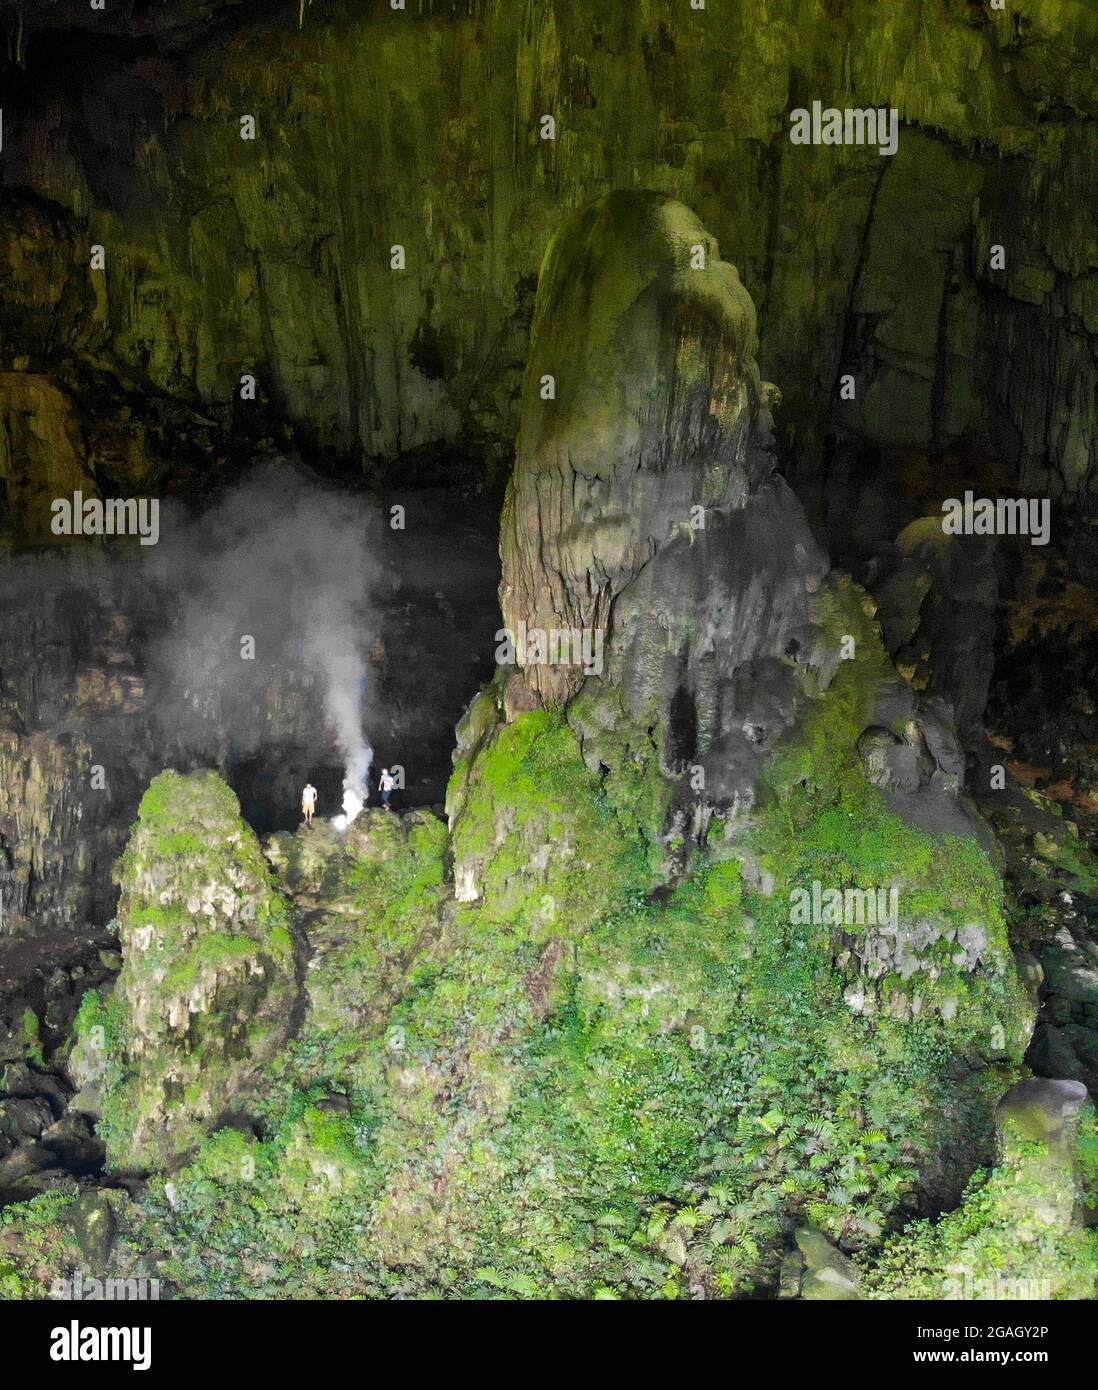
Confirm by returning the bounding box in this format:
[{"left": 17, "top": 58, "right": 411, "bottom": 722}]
[
  {"left": 0, "top": 1191, "right": 79, "bottom": 1301},
  {"left": 88, "top": 770, "right": 299, "bottom": 1170},
  {"left": 864, "top": 1104, "right": 1098, "bottom": 1301},
  {"left": 19, "top": 1008, "right": 44, "bottom": 1068},
  {"left": 0, "top": 605, "right": 1059, "bottom": 1298},
  {"left": 18, "top": 647, "right": 1028, "bottom": 1297}
]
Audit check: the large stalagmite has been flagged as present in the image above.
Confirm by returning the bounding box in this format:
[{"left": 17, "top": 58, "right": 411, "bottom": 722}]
[
  {"left": 501, "top": 191, "right": 823, "bottom": 708},
  {"left": 486, "top": 191, "right": 977, "bottom": 844}
]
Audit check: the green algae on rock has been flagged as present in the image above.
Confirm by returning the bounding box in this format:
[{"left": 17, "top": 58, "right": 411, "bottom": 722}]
[{"left": 90, "top": 769, "right": 297, "bottom": 1170}]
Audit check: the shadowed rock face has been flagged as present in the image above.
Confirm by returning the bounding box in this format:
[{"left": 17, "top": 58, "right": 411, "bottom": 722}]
[
  {"left": 3, "top": 1, "right": 1094, "bottom": 509},
  {"left": 502, "top": 189, "right": 827, "bottom": 724},
  {"left": 872, "top": 517, "right": 1000, "bottom": 752},
  {"left": 0, "top": 0, "right": 270, "bottom": 49}
]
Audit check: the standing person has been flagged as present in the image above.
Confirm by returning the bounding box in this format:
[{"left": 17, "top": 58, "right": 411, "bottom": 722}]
[
  {"left": 379, "top": 768, "right": 396, "bottom": 810},
  {"left": 301, "top": 781, "right": 317, "bottom": 825}
]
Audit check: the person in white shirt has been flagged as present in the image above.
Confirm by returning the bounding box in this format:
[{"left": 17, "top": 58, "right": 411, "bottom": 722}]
[{"left": 301, "top": 782, "right": 318, "bottom": 825}]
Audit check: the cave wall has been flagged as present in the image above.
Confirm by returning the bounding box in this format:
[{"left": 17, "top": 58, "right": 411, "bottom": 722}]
[{"left": 0, "top": 0, "right": 1094, "bottom": 510}]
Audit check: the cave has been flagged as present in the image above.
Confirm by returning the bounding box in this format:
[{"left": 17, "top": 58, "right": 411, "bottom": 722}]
[
  {"left": 0, "top": 0, "right": 1097, "bottom": 1324},
  {"left": 667, "top": 671, "right": 699, "bottom": 770}
]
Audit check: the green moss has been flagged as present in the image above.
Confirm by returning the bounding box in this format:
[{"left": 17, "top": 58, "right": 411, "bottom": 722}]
[
  {"left": 0, "top": 1190, "right": 80, "bottom": 1300},
  {"left": 1077, "top": 1110, "right": 1098, "bottom": 1214},
  {"left": 298, "top": 811, "right": 449, "bottom": 1046},
  {"left": 449, "top": 708, "right": 652, "bottom": 930},
  {"left": 1050, "top": 829, "right": 1098, "bottom": 897},
  {"left": 162, "top": 933, "right": 263, "bottom": 992},
  {"left": 20, "top": 636, "right": 1037, "bottom": 1297},
  {"left": 19, "top": 1008, "right": 43, "bottom": 1067},
  {"left": 863, "top": 1108, "right": 1098, "bottom": 1300},
  {"left": 95, "top": 769, "right": 299, "bottom": 1171}
]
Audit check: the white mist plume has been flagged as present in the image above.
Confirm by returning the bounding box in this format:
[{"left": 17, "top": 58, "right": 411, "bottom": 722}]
[
  {"left": 304, "top": 611, "right": 373, "bottom": 823},
  {"left": 146, "top": 461, "right": 381, "bottom": 808}
]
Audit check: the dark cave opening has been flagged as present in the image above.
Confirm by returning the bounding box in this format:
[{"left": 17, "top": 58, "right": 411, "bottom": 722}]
[
  {"left": 668, "top": 682, "right": 699, "bottom": 769},
  {"left": 226, "top": 752, "right": 344, "bottom": 836}
]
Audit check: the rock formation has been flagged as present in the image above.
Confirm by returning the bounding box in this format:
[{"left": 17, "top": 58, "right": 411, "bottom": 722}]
[
  {"left": 865, "top": 1078, "right": 1098, "bottom": 1300},
  {"left": 1, "top": 0, "right": 1093, "bottom": 511},
  {"left": 0, "top": 1, "right": 1095, "bottom": 1305},
  {"left": 92, "top": 770, "right": 297, "bottom": 1170}
]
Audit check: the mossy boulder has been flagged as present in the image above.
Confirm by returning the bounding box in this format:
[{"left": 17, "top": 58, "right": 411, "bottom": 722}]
[
  {"left": 864, "top": 1079, "right": 1098, "bottom": 1299},
  {"left": 796, "top": 1228, "right": 861, "bottom": 1300},
  {"left": 97, "top": 769, "right": 298, "bottom": 1170},
  {"left": 67, "top": 1191, "right": 117, "bottom": 1267},
  {"left": 266, "top": 807, "right": 448, "bottom": 1039}
]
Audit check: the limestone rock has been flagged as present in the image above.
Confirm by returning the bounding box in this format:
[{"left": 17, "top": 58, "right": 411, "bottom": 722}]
[
  {"left": 266, "top": 808, "right": 447, "bottom": 1039},
  {"left": 795, "top": 1227, "right": 860, "bottom": 1300},
  {"left": 996, "top": 1077, "right": 1089, "bottom": 1157},
  {"left": 866, "top": 1076, "right": 1098, "bottom": 1299},
  {"left": 872, "top": 517, "right": 999, "bottom": 751},
  {"left": 105, "top": 770, "right": 298, "bottom": 1170},
  {"left": 501, "top": 190, "right": 803, "bottom": 705},
  {"left": 0, "top": 193, "right": 96, "bottom": 366},
  {"left": 1, "top": 4, "right": 1092, "bottom": 505},
  {"left": 494, "top": 190, "right": 839, "bottom": 840},
  {"left": 67, "top": 1191, "right": 117, "bottom": 1268},
  {"left": 0, "top": 375, "right": 98, "bottom": 547}
]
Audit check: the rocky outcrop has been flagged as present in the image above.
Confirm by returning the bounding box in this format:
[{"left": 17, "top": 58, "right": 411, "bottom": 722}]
[
  {"left": 865, "top": 1078, "right": 1098, "bottom": 1300},
  {"left": 1031, "top": 925, "right": 1098, "bottom": 1083},
  {"left": 265, "top": 807, "right": 448, "bottom": 1038},
  {"left": 469, "top": 192, "right": 1000, "bottom": 872},
  {"left": 438, "top": 192, "right": 1033, "bottom": 1286},
  {"left": 487, "top": 189, "right": 845, "bottom": 871},
  {"left": 0, "top": 556, "right": 151, "bottom": 938},
  {"left": 500, "top": 191, "right": 821, "bottom": 723},
  {"left": 94, "top": 770, "right": 298, "bottom": 1170},
  {"left": 793, "top": 1227, "right": 861, "bottom": 1301},
  {"left": 872, "top": 518, "right": 999, "bottom": 751}
]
